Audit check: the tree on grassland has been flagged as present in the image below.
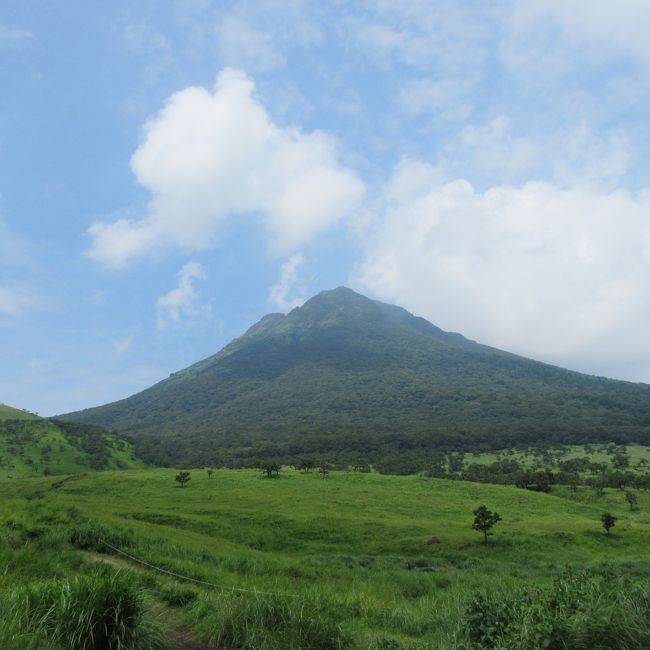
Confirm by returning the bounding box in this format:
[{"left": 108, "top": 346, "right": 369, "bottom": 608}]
[
  {"left": 175, "top": 471, "right": 191, "bottom": 488},
  {"left": 625, "top": 491, "right": 637, "bottom": 511},
  {"left": 601, "top": 512, "right": 616, "bottom": 535},
  {"left": 472, "top": 505, "right": 501, "bottom": 544}
]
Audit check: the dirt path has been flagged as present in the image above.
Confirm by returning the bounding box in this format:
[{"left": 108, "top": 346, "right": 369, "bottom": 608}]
[
  {"left": 82, "top": 551, "right": 218, "bottom": 649},
  {"left": 170, "top": 626, "right": 215, "bottom": 650}
]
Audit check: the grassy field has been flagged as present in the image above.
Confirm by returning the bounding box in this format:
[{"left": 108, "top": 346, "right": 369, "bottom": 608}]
[{"left": 2, "top": 467, "right": 650, "bottom": 648}]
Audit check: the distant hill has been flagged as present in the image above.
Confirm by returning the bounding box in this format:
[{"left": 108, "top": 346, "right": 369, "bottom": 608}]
[
  {"left": 0, "top": 403, "right": 143, "bottom": 477},
  {"left": 0, "top": 404, "right": 39, "bottom": 420},
  {"left": 59, "top": 287, "right": 650, "bottom": 472}
]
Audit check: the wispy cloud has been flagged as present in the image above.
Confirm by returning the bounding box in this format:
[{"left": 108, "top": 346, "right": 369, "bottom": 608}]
[
  {"left": 269, "top": 253, "right": 306, "bottom": 311},
  {"left": 156, "top": 261, "right": 210, "bottom": 328},
  {"left": 0, "top": 24, "right": 34, "bottom": 48},
  {"left": 0, "top": 285, "right": 39, "bottom": 316},
  {"left": 112, "top": 326, "right": 141, "bottom": 356}
]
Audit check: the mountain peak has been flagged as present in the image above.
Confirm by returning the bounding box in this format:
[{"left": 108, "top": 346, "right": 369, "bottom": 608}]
[{"left": 59, "top": 287, "right": 650, "bottom": 471}]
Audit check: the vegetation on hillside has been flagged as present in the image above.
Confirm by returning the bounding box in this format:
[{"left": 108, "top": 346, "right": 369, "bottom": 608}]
[
  {"left": 60, "top": 288, "right": 650, "bottom": 471},
  {"left": 0, "top": 406, "right": 143, "bottom": 477},
  {"left": 426, "top": 443, "right": 650, "bottom": 495}
]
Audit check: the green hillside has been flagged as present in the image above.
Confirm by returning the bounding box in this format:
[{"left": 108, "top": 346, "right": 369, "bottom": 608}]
[
  {"left": 0, "top": 403, "right": 39, "bottom": 420},
  {"left": 60, "top": 287, "right": 650, "bottom": 471},
  {"left": 0, "top": 405, "right": 144, "bottom": 477},
  {"left": 2, "top": 468, "right": 650, "bottom": 648}
]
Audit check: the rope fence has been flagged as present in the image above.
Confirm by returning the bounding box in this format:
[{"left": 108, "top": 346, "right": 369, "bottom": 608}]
[{"left": 98, "top": 538, "right": 302, "bottom": 598}]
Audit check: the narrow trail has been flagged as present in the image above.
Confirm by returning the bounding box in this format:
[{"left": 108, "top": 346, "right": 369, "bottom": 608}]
[
  {"left": 82, "top": 551, "right": 219, "bottom": 650},
  {"left": 170, "top": 626, "right": 215, "bottom": 650}
]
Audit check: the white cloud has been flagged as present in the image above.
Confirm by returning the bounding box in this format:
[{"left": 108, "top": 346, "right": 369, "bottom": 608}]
[
  {"left": 177, "top": 0, "right": 324, "bottom": 70},
  {"left": 269, "top": 253, "right": 306, "bottom": 311},
  {"left": 398, "top": 77, "right": 474, "bottom": 119},
  {"left": 502, "top": 1, "right": 650, "bottom": 76},
  {"left": 0, "top": 285, "right": 38, "bottom": 316},
  {"left": 216, "top": 16, "right": 285, "bottom": 72},
  {"left": 0, "top": 216, "right": 31, "bottom": 267},
  {"left": 113, "top": 335, "right": 134, "bottom": 356},
  {"left": 354, "top": 159, "right": 650, "bottom": 376},
  {"left": 354, "top": 2, "right": 493, "bottom": 73},
  {"left": 0, "top": 25, "right": 34, "bottom": 47},
  {"left": 156, "top": 261, "right": 210, "bottom": 327},
  {"left": 447, "top": 116, "right": 632, "bottom": 189},
  {"left": 86, "top": 69, "right": 364, "bottom": 267},
  {"left": 122, "top": 22, "right": 179, "bottom": 86}
]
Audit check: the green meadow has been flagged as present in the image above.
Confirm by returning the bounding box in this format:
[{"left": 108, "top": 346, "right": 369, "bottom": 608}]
[{"left": 2, "top": 468, "right": 650, "bottom": 648}]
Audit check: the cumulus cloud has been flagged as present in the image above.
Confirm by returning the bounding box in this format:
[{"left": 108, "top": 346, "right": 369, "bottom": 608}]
[
  {"left": 354, "top": 159, "right": 650, "bottom": 377},
  {"left": 268, "top": 253, "right": 306, "bottom": 311},
  {"left": 86, "top": 69, "right": 363, "bottom": 268},
  {"left": 156, "top": 261, "right": 210, "bottom": 327}
]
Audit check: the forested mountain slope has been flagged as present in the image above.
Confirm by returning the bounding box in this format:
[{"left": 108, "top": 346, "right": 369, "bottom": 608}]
[{"left": 59, "top": 288, "right": 650, "bottom": 471}]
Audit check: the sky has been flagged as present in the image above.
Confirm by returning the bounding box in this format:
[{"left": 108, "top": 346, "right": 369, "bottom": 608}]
[{"left": 1, "top": 1, "right": 650, "bottom": 415}]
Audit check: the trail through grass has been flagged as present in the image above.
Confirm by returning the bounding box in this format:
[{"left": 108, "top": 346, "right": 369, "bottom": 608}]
[{"left": 2, "top": 468, "right": 650, "bottom": 648}]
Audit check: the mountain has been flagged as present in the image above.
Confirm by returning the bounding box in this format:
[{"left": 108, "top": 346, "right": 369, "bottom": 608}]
[
  {"left": 59, "top": 287, "right": 650, "bottom": 472},
  {"left": 0, "top": 403, "right": 144, "bottom": 477}
]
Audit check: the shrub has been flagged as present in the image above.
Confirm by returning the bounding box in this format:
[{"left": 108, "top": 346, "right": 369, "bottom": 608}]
[
  {"left": 465, "top": 568, "right": 650, "bottom": 649},
  {"left": 68, "top": 523, "right": 133, "bottom": 553}
]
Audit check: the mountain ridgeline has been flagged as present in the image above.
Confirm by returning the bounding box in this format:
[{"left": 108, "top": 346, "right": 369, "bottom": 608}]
[{"left": 60, "top": 288, "right": 650, "bottom": 472}]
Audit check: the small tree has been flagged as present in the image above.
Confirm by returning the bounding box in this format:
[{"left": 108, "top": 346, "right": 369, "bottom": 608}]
[
  {"left": 601, "top": 512, "right": 616, "bottom": 535},
  {"left": 625, "top": 490, "right": 638, "bottom": 511},
  {"left": 207, "top": 468, "right": 214, "bottom": 479},
  {"left": 297, "top": 458, "right": 315, "bottom": 473},
  {"left": 260, "top": 462, "right": 281, "bottom": 478},
  {"left": 590, "top": 474, "right": 606, "bottom": 497},
  {"left": 175, "top": 471, "right": 191, "bottom": 488},
  {"left": 472, "top": 505, "right": 501, "bottom": 544}
]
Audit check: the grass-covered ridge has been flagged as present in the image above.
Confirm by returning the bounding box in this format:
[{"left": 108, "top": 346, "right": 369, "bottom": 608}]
[
  {"left": 0, "top": 403, "right": 39, "bottom": 420},
  {"left": 0, "top": 404, "right": 144, "bottom": 477},
  {"left": 2, "top": 467, "right": 650, "bottom": 647}
]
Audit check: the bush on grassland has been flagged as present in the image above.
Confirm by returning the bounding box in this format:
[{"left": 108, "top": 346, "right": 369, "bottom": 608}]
[{"left": 465, "top": 567, "right": 650, "bottom": 649}]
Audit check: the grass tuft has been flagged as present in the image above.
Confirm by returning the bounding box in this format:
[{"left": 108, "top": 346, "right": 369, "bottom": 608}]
[
  {"left": 189, "top": 591, "right": 354, "bottom": 650},
  {"left": 0, "top": 568, "right": 167, "bottom": 650}
]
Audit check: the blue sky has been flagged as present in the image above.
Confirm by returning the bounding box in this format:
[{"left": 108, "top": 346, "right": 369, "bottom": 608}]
[{"left": 1, "top": 1, "right": 650, "bottom": 415}]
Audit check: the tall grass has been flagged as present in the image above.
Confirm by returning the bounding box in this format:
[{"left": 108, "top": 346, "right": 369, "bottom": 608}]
[
  {"left": 465, "top": 567, "right": 650, "bottom": 649},
  {"left": 188, "top": 591, "right": 354, "bottom": 650},
  {"left": 0, "top": 569, "right": 167, "bottom": 650}
]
